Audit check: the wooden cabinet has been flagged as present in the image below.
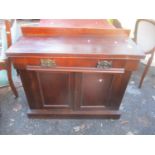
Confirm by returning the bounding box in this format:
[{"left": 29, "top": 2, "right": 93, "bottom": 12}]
[{"left": 6, "top": 21, "right": 145, "bottom": 119}]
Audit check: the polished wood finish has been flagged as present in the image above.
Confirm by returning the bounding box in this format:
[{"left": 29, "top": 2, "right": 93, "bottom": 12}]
[
  {"left": 6, "top": 20, "right": 144, "bottom": 118},
  {"left": 6, "top": 36, "right": 143, "bottom": 59},
  {"left": 0, "top": 20, "right": 18, "bottom": 98},
  {"left": 133, "top": 19, "right": 155, "bottom": 88}
]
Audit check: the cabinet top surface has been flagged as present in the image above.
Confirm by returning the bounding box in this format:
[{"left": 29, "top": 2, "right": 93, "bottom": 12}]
[
  {"left": 6, "top": 36, "right": 144, "bottom": 59},
  {"left": 6, "top": 20, "right": 145, "bottom": 59}
]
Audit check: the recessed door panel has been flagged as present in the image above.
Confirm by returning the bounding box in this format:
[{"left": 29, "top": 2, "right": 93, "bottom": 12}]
[
  {"left": 37, "top": 72, "right": 72, "bottom": 108},
  {"left": 80, "top": 73, "right": 113, "bottom": 108}
]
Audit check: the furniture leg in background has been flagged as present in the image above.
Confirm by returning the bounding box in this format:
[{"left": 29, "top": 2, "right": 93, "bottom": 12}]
[
  {"left": 139, "top": 49, "right": 155, "bottom": 88},
  {"left": 0, "top": 58, "right": 18, "bottom": 98}
]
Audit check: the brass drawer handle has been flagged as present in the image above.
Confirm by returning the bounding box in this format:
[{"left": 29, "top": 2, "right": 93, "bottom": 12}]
[
  {"left": 97, "top": 60, "right": 112, "bottom": 69},
  {"left": 40, "top": 59, "right": 56, "bottom": 67}
]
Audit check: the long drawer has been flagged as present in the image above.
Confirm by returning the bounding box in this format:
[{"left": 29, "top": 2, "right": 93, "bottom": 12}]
[{"left": 11, "top": 56, "right": 139, "bottom": 71}]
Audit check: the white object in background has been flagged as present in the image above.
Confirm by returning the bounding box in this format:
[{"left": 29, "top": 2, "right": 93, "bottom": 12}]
[
  {"left": 11, "top": 19, "right": 22, "bottom": 44},
  {"left": 0, "top": 19, "right": 22, "bottom": 59},
  {"left": 136, "top": 20, "right": 155, "bottom": 67},
  {"left": 0, "top": 26, "right": 7, "bottom": 59},
  {"left": 118, "top": 18, "right": 137, "bottom": 38},
  {"left": 119, "top": 19, "right": 155, "bottom": 67}
]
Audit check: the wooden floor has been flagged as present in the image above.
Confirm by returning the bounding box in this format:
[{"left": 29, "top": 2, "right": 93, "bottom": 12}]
[{"left": 0, "top": 64, "right": 155, "bottom": 135}]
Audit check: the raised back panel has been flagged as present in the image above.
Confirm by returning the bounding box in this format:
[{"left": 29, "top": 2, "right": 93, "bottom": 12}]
[{"left": 21, "top": 27, "right": 130, "bottom": 37}]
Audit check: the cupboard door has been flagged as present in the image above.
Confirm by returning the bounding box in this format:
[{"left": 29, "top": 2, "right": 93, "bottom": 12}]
[
  {"left": 26, "top": 65, "right": 125, "bottom": 111},
  {"left": 77, "top": 73, "right": 124, "bottom": 110},
  {"left": 37, "top": 72, "right": 73, "bottom": 109},
  {"left": 79, "top": 73, "right": 114, "bottom": 110}
]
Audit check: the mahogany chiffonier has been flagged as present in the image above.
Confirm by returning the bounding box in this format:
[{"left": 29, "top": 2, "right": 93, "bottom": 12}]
[{"left": 6, "top": 20, "right": 145, "bottom": 118}]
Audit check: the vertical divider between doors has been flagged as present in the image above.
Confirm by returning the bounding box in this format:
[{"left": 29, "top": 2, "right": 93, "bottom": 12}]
[{"left": 73, "top": 72, "right": 82, "bottom": 110}]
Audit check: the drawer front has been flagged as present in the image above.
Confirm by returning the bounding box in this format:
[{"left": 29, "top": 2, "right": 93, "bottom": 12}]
[{"left": 12, "top": 57, "right": 126, "bottom": 69}]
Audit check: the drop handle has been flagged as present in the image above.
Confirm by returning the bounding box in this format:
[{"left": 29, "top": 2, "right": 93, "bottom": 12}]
[
  {"left": 40, "top": 59, "right": 56, "bottom": 67},
  {"left": 97, "top": 60, "right": 112, "bottom": 69}
]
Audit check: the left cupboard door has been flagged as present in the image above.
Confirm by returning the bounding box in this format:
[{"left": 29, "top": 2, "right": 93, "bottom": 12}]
[{"left": 20, "top": 70, "right": 74, "bottom": 110}]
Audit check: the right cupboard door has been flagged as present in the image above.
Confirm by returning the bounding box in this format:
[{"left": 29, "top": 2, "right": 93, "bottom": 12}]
[{"left": 77, "top": 72, "right": 125, "bottom": 110}]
